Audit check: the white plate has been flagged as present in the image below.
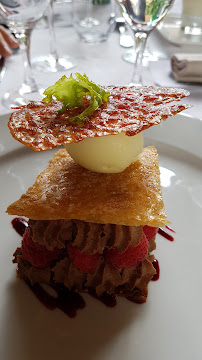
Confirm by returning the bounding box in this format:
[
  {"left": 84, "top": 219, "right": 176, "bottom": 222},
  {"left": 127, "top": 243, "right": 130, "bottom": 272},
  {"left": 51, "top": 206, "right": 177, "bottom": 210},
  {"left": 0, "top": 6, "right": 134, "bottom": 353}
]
[
  {"left": 157, "top": 15, "right": 202, "bottom": 46},
  {"left": 0, "top": 113, "right": 202, "bottom": 360}
]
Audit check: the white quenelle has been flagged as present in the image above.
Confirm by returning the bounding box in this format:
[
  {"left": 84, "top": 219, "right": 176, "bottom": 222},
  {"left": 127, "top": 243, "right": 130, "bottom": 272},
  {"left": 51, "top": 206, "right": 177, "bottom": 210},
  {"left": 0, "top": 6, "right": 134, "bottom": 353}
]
[{"left": 65, "top": 131, "right": 143, "bottom": 173}]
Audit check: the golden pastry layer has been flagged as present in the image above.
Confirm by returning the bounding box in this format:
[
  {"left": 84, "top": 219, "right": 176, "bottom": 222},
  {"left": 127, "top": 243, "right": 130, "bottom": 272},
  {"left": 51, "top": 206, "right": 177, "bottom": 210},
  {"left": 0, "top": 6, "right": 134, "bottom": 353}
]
[{"left": 7, "top": 147, "right": 168, "bottom": 227}]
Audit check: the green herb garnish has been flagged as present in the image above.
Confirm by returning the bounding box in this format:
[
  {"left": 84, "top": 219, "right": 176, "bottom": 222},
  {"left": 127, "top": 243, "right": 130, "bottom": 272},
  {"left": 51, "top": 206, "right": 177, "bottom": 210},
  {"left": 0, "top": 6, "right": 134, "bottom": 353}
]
[{"left": 43, "top": 73, "right": 110, "bottom": 125}]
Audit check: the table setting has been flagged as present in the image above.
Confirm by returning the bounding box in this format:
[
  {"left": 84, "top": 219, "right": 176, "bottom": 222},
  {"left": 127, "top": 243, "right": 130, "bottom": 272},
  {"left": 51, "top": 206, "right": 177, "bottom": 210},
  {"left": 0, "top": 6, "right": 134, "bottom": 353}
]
[{"left": 0, "top": 0, "right": 202, "bottom": 359}]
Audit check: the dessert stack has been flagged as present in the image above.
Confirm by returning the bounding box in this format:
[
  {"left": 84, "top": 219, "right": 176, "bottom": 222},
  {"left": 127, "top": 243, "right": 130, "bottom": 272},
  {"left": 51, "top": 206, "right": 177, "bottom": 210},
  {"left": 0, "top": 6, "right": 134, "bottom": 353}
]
[{"left": 6, "top": 74, "right": 190, "bottom": 306}]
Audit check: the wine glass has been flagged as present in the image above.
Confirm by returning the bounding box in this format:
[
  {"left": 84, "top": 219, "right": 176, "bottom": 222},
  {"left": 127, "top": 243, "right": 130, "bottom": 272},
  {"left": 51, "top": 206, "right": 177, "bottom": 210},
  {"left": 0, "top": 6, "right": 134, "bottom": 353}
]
[
  {"left": 32, "top": 0, "right": 76, "bottom": 72},
  {"left": 0, "top": 0, "right": 50, "bottom": 109},
  {"left": 116, "top": 0, "right": 174, "bottom": 85}
]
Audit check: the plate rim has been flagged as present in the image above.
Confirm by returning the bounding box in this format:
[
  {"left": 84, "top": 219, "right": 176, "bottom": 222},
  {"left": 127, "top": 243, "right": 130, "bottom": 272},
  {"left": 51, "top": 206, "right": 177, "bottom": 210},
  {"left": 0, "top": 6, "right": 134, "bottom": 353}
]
[{"left": 1, "top": 112, "right": 202, "bottom": 158}]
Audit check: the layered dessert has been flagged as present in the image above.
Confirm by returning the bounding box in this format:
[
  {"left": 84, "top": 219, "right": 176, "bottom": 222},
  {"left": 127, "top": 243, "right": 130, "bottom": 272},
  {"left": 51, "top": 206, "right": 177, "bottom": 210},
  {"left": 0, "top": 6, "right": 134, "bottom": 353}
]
[{"left": 7, "top": 74, "right": 190, "bottom": 308}]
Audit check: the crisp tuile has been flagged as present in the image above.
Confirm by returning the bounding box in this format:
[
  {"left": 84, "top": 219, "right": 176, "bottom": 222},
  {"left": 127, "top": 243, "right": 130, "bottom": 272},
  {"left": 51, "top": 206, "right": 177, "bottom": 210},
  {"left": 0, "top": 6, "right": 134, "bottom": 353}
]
[
  {"left": 8, "top": 85, "right": 191, "bottom": 152},
  {"left": 6, "top": 147, "right": 169, "bottom": 227}
]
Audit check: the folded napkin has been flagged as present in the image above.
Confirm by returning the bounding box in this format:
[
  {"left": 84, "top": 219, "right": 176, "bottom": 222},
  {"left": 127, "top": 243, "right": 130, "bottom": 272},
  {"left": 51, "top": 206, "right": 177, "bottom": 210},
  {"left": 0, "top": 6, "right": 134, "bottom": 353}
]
[{"left": 171, "top": 53, "right": 202, "bottom": 83}]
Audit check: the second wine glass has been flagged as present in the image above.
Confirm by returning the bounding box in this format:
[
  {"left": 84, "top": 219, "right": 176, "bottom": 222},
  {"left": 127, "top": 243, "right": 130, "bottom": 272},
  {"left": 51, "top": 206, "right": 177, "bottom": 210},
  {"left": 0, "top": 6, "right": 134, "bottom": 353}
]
[
  {"left": 33, "top": 0, "right": 76, "bottom": 73},
  {"left": 116, "top": 0, "right": 174, "bottom": 85},
  {"left": 1, "top": 0, "right": 50, "bottom": 109}
]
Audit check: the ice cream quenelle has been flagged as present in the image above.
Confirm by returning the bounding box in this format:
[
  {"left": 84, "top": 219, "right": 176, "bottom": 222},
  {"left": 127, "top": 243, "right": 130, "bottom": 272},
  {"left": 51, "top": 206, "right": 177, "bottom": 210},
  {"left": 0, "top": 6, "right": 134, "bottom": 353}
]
[{"left": 7, "top": 73, "right": 191, "bottom": 310}]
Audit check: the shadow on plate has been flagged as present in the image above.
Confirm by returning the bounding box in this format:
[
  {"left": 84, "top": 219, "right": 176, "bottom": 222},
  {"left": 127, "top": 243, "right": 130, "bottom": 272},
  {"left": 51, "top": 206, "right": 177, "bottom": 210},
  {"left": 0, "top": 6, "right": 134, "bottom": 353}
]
[
  {"left": 0, "top": 145, "right": 32, "bottom": 163},
  {"left": 2, "top": 279, "right": 143, "bottom": 360}
]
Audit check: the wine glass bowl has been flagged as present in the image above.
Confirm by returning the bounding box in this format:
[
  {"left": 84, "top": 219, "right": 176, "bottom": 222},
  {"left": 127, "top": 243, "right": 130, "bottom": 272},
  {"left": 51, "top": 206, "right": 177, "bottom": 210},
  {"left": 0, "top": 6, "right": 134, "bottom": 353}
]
[
  {"left": 116, "top": 0, "right": 174, "bottom": 85},
  {"left": 5, "top": 2, "right": 48, "bottom": 32},
  {"left": 119, "top": 0, "right": 174, "bottom": 31},
  {"left": 0, "top": 0, "right": 50, "bottom": 109}
]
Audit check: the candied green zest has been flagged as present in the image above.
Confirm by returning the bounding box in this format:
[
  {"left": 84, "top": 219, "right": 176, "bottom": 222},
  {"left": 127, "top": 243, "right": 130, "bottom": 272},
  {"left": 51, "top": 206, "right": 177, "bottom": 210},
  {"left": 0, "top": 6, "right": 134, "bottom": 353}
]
[{"left": 42, "top": 73, "right": 110, "bottom": 125}]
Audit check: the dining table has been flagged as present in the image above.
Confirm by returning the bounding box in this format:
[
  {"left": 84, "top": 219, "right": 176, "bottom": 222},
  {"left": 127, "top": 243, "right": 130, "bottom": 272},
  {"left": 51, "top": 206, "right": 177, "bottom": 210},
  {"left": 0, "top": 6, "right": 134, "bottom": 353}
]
[
  {"left": 0, "top": 0, "right": 202, "bottom": 119},
  {"left": 0, "top": 0, "right": 202, "bottom": 360}
]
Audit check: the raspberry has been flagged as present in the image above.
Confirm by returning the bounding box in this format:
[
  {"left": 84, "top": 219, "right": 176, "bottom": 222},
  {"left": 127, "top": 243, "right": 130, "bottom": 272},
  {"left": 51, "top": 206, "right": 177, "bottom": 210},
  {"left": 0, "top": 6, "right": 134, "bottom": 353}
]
[
  {"left": 104, "top": 234, "right": 148, "bottom": 269},
  {"left": 21, "top": 228, "right": 61, "bottom": 268},
  {"left": 66, "top": 243, "right": 100, "bottom": 274},
  {"left": 143, "top": 226, "right": 159, "bottom": 241}
]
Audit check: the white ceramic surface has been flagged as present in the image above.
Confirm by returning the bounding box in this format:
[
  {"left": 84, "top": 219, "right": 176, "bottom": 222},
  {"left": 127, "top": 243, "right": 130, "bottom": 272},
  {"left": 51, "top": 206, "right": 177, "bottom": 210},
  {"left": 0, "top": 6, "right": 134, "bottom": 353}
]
[{"left": 0, "top": 113, "right": 202, "bottom": 360}]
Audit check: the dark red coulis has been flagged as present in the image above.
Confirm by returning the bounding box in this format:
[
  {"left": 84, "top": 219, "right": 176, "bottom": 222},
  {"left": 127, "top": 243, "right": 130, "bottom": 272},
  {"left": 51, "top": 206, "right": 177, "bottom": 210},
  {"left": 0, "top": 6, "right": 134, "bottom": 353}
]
[
  {"left": 28, "top": 283, "right": 117, "bottom": 316},
  {"left": 89, "top": 289, "right": 117, "bottom": 308},
  {"left": 165, "top": 225, "right": 176, "bottom": 233},
  {"left": 153, "top": 225, "right": 175, "bottom": 280},
  {"left": 151, "top": 259, "right": 160, "bottom": 281},
  {"left": 158, "top": 227, "right": 174, "bottom": 241},
  {"left": 11, "top": 217, "right": 28, "bottom": 236},
  {"left": 99, "top": 293, "right": 117, "bottom": 307},
  {"left": 27, "top": 282, "right": 85, "bottom": 318}
]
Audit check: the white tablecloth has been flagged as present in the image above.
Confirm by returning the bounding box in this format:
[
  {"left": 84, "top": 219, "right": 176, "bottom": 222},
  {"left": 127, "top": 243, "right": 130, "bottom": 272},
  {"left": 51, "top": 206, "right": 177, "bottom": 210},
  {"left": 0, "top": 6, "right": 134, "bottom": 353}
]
[{"left": 0, "top": 0, "right": 202, "bottom": 120}]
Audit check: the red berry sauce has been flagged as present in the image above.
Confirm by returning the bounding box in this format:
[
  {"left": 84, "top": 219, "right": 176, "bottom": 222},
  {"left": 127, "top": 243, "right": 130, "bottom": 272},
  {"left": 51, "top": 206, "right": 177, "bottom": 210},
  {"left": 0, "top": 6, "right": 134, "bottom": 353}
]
[
  {"left": 165, "top": 225, "right": 176, "bottom": 233},
  {"left": 27, "top": 282, "right": 85, "bottom": 318},
  {"left": 89, "top": 289, "right": 117, "bottom": 308},
  {"left": 28, "top": 283, "right": 118, "bottom": 316},
  {"left": 158, "top": 227, "right": 174, "bottom": 242},
  {"left": 151, "top": 259, "right": 160, "bottom": 281},
  {"left": 153, "top": 225, "right": 175, "bottom": 279},
  {"left": 11, "top": 217, "right": 28, "bottom": 236}
]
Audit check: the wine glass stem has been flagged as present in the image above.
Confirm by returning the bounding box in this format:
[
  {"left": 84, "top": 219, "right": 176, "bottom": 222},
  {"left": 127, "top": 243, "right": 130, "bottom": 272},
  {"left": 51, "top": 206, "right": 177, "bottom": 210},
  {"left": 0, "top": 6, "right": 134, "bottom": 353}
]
[
  {"left": 17, "top": 28, "right": 38, "bottom": 92},
  {"left": 87, "top": 0, "right": 92, "bottom": 17},
  {"left": 131, "top": 32, "right": 148, "bottom": 86},
  {"left": 48, "top": 0, "right": 58, "bottom": 61}
]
